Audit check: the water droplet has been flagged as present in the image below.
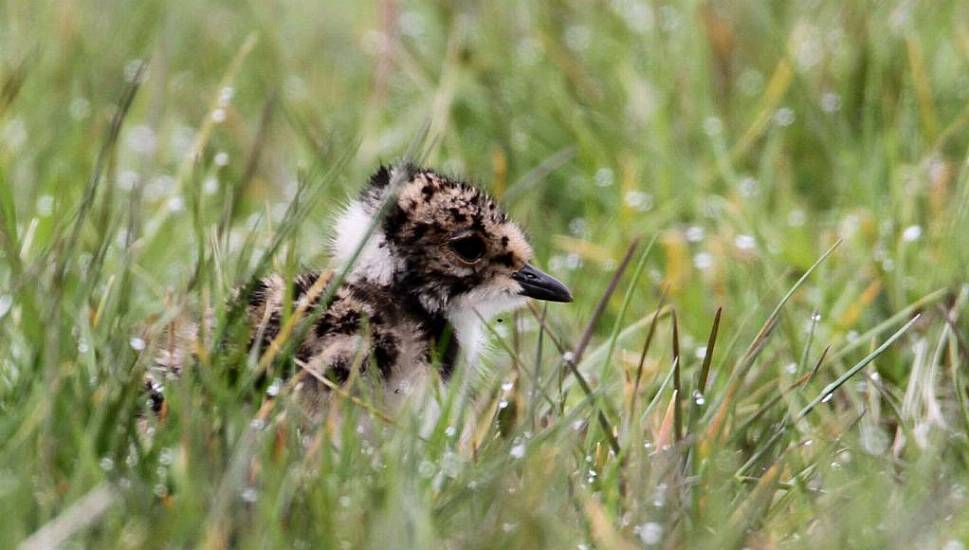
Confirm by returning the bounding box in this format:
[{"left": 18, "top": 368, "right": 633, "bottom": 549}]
[
  {"left": 129, "top": 337, "right": 146, "bottom": 351},
  {"left": 444, "top": 425, "right": 457, "bottom": 438},
  {"left": 211, "top": 108, "right": 227, "bottom": 123},
  {"left": 501, "top": 381, "right": 514, "bottom": 392},
  {"left": 821, "top": 92, "right": 841, "bottom": 113},
  {"left": 99, "top": 457, "right": 114, "bottom": 471},
  {"left": 692, "top": 390, "right": 705, "bottom": 406},
  {"left": 510, "top": 444, "right": 526, "bottom": 459},
  {"left": 214, "top": 151, "right": 230, "bottom": 166},
  {"left": 562, "top": 351, "right": 576, "bottom": 363},
  {"left": 902, "top": 225, "right": 923, "bottom": 242},
  {"left": 249, "top": 418, "right": 266, "bottom": 430},
  {"left": 594, "top": 167, "right": 614, "bottom": 187},
  {"left": 241, "top": 487, "right": 258, "bottom": 503},
  {"left": 166, "top": 196, "right": 184, "bottom": 213},
  {"left": 738, "top": 176, "right": 758, "bottom": 198},
  {"left": 821, "top": 392, "right": 834, "bottom": 403},
  {"left": 266, "top": 378, "right": 283, "bottom": 397},
  {"left": 498, "top": 399, "right": 509, "bottom": 409},
  {"left": 734, "top": 234, "right": 756, "bottom": 251},
  {"left": 685, "top": 225, "right": 704, "bottom": 242},
  {"left": 623, "top": 190, "right": 653, "bottom": 212},
  {"left": 693, "top": 252, "right": 714, "bottom": 270},
  {"left": 502, "top": 522, "right": 517, "bottom": 533},
  {"left": 126, "top": 125, "right": 157, "bottom": 155},
  {"left": 635, "top": 522, "right": 663, "bottom": 545},
  {"left": 773, "top": 107, "right": 796, "bottom": 127}
]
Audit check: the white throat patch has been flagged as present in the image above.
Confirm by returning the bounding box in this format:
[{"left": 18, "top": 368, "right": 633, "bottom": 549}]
[
  {"left": 447, "top": 282, "right": 528, "bottom": 366},
  {"left": 330, "top": 200, "right": 400, "bottom": 285}
]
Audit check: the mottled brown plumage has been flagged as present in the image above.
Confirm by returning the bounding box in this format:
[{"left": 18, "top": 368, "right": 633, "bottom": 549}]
[{"left": 148, "top": 164, "right": 571, "bottom": 413}]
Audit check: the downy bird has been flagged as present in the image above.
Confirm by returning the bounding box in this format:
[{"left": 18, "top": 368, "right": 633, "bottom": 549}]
[{"left": 149, "top": 164, "right": 571, "bottom": 412}]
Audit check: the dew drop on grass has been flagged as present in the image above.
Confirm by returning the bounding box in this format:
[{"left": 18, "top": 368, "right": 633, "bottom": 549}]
[
  {"left": 821, "top": 392, "right": 834, "bottom": 404},
  {"left": 685, "top": 225, "right": 704, "bottom": 242},
  {"left": 635, "top": 522, "right": 663, "bottom": 545},
  {"left": 502, "top": 522, "right": 517, "bottom": 533},
  {"left": 99, "top": 457, "right": 114, "bottom": 472},
  {"left": 691, "top": 390, "right": 705, "bottom": 406},
  {"left": 774, "top": 107, "right": 796, "bottom": 126},
  {"left": 510, "top": 444, "right": 526, "bottom": 459},
  {"left": 129, "top": 337, "right": 146, "bottom": 351},
  {"left": 501, "top": 381, "right": 514, "bottom": 392},
  {"left": 241, "top": 487, "right": 258, "bottom": 503},
  {"left": 266, "top": 378, "right": 283, "bottom": 397},
  {"left": 249, "top": 418, "right": 266, "bottom": 430},
  {"left": 693, "top": 252, "right": 713, "bottom": 270},
  {"left": 734, "top": 234, "right": 756, "bottom": 251},
  {"left": 902, "top": 225, "right": 923, "bottom": 242},
  {"left": 594, "top": 167, "right": 614, "bottom": 187},
  {"left": 444, "top": 425, "right": 457, "bottom": 438},
  {"left": 498, "top": 399, "right": 509, "bottom": 410}
]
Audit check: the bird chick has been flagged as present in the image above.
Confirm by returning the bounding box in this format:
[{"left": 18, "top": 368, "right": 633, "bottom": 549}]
[{"left": 151, "top": 164, "right": 571, "bottom": 412}]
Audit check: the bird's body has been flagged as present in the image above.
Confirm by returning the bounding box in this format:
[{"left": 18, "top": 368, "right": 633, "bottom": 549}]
[{"left": 149, "top": 165, "right": 571, "bottom": 412}]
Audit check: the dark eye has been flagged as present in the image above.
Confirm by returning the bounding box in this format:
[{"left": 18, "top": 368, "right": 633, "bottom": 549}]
[{"left": 449, "top": 234, "right": 486, "bottom": 263}]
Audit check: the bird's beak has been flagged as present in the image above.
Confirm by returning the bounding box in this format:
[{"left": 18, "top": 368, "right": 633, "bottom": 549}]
[{"left": 512, "top": 263, "right": 573, "bottom": 303}]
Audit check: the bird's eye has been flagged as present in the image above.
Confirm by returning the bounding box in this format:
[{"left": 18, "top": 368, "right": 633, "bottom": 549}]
[{"left": 449, "top": 234, "right": 486, "bottom": 263}]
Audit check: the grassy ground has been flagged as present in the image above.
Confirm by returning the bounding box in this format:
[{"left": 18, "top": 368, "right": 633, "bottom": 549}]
[{"left": 2, "top": 1, "right": 969, "bottom": 547}]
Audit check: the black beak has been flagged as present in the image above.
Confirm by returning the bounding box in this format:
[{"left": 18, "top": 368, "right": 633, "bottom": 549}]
[{"left": 512, "top": 263, "right": 573, "bottom": 303}]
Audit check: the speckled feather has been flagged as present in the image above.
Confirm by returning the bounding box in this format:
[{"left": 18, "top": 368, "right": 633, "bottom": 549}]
[{"left": 150, "top": 165, "right": 557, "bottom": 412}]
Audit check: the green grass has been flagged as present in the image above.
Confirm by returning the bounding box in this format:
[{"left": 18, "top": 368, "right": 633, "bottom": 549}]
[{"left": 2, "top": 1, "right": 969, "bottom": 547}]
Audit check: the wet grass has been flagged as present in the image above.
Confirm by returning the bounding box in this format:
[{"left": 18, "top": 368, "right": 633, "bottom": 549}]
[{"left": 2, "top": 1, "right": 969, "bottom": 548}]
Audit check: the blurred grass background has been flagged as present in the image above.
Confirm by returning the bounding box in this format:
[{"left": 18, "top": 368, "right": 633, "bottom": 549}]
[{"left": 2, "top": 0, "right": 969, "bottom": 548}]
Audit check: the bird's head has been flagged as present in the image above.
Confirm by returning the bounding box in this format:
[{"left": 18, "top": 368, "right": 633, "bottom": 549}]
[{"left": 331, "top": 165, "right": 572, "bottom": 318}]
